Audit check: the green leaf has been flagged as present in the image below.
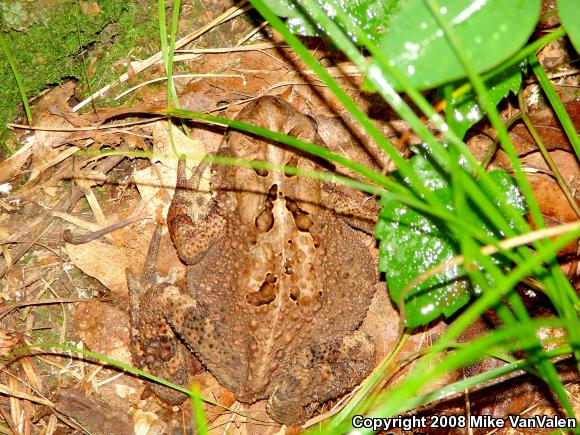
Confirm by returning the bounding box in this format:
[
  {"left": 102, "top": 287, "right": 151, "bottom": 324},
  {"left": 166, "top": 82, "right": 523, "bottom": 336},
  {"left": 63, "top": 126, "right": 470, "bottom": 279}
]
[
  {"left": 558, "top": 0, "right": 580, "bottom": 53},
  {"left": 375, "top": 154, "right": 527, "bottom": 328},
  {"left": 372, "top": 0, "right": 541, "bottom": 91},
  {"left": 444, "top": 63, "right": 523, "bottom": 139},
  {"left": 263, "top": 0, "right": 400, "bottom": 41}
]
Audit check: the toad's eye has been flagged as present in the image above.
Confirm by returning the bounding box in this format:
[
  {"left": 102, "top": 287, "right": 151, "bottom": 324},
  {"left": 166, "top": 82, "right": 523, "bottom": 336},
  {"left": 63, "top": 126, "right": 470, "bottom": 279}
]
[{"left": 253, "top": 160, "right": 269, "bottom": 177}]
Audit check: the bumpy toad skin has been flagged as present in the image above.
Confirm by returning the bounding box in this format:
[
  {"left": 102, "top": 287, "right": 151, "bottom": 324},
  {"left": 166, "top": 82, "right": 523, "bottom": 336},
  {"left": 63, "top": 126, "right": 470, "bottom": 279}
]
[{"left": 128, "top": 96, "right": 378, "bottom": 424}]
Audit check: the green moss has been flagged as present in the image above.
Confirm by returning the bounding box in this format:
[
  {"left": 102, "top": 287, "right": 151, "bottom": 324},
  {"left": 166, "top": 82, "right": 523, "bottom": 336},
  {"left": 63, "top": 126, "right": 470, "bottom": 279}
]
[{"left": 0, "top": 0, "right": 159, "bottom": 152}]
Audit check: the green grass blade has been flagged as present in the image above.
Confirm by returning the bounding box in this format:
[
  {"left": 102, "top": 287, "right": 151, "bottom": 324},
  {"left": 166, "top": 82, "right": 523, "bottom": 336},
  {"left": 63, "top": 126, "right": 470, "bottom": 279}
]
[
  {"left": 160, "top": 107, "right": 526, "bottom": 243},
  {"left": 95, "top": 145, "right": 500, "bottom": 238},
  {"left": 191, "top": 384, "right": 209, "bottom": 435},
  {"left": 167, "top": 0, "right": 181, "bottom": 106},
  {"left": 326, "top": 315, "right": 573, "bottom": 433},
  {"left": 0, "top": 33, "right": 32, "bottom": 126},
  {"left": 421, "top": 3, "right": 577, "bottom": 414},
  {"left": 14, "top": 342, "right": 270, "bottom": 423},
  {"left": 529, "top": 53, "right": 580, "bottom": 159},
  {"left": 158, "top": 0, "right": 169, "bottom": 76},
  {"left": 392, "top": 344, "right": 573, "bottom": 416}
]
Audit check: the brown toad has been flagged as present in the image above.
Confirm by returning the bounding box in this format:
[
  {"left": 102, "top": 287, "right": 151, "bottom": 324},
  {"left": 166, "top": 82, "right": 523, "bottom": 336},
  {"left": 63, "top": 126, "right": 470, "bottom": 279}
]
[{"left": 127, "top": 96, "right": 378, "bottom": 424}]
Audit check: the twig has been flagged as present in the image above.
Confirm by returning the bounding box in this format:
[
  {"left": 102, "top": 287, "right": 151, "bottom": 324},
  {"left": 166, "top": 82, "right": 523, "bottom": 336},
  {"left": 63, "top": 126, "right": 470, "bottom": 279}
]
[
  {"left": 237, "top": 21, "right": 268, "bottom": 45},
  {"left": 176, "top": 41, "right": 287, "bottom": 54},
  {"left": 62, "top": 214, "right": 150, "bottom": 244},
  {"left": 0, "top": 297, "right": 113, "bottom": 320},
  {"left": 0, "top": 383, "right": 53, "bottom": 408},
  {"left": 9, "top": 116, "right": 164, "bottom": 132}
]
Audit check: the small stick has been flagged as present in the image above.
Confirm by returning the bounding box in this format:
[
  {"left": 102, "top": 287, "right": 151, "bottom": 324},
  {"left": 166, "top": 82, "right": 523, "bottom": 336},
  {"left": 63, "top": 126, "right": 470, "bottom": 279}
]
[{"left": 62, "top": 214, "right": 150, "bottom": 245}]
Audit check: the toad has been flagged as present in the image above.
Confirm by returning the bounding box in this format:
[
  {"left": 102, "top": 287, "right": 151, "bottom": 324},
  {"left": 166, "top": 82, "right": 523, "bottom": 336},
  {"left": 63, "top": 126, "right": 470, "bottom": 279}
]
[{"left": 127, "top": 96, "right": 378, "bottom": 424}]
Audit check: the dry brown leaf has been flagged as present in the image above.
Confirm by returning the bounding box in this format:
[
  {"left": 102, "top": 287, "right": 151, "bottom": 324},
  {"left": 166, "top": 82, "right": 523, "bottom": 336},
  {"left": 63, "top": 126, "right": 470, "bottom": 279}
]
[
  {"left": 65, "top": 240, "right": 129, "bottom": 295},
  {"left": 521, "top": 150, "right": 580, "bottom": 183},
  {"left": 72, "top": 301, "right": 145, "bottom": 426},
  {"left": 528, "top": 174, "right": 579, "bottom": 225},
  {"left": 54, "top": 389, "right": 133, "bottom": 434},
  {"left": 509, "top": 101, "right": 580, "bottom": 154},
  {"left": 527, "top": 174, "right": 579, "bottom": 255},
  {"left": 0, "top": 144, "right": 32, "bottom": 184},
  {"left": 26, "top": 82, "right": 78, "bottom": 172},
  {"left": 73, "top": 301, "right": 132, "bottom": 364}
]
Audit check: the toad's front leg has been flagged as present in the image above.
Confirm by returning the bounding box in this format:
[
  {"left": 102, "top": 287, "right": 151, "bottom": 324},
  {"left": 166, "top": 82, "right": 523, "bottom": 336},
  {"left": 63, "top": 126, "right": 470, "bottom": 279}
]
[{"left": 167, "top": 158, "right": 227, "bottom": 265}]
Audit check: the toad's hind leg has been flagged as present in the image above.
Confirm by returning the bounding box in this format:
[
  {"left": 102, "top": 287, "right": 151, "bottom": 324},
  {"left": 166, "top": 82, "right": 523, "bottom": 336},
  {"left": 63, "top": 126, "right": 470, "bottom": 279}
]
[
  {"left": 267, "top": 330, "right": 375, "bottom": 424},
  {"left": 127, "top": 225, "right": 201, "bottom": 405}
]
